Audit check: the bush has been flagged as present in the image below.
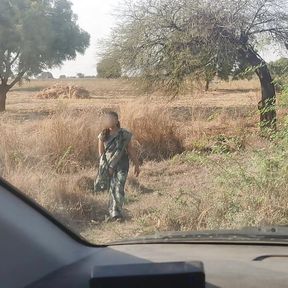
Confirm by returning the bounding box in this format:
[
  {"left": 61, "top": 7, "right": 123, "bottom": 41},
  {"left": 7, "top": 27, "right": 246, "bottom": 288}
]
[
  {"left": 208, "top": 123, "right": 288, "bottom": 228},
  {"left": 0, "top": 123, "right": 26, "bottom": 175},
  {"left": 121, "top": 103, "right": 185, "bottom": 160},
  {"left": 279, "top": 83, "right": 288, "bottom": 107},
  {"left": 97, "top": 57, "right": 122, "bottom": 79},
  {"left": 35, "top": 110, "right": 100, "bottom": 172}
]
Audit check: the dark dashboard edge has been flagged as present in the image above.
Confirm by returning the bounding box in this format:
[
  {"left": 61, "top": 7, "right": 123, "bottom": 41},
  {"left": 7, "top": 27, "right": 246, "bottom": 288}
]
[
  {"left": 0, "top": 177, "right": 105, "bottom": 248},
  {"left": 107, "top": 239, "right": 288, "bottom": 247}
]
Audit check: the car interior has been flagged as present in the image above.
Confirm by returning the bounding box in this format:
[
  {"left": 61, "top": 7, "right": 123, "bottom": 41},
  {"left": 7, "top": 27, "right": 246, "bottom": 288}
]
[{"left": 1, "top": 1, "right": 288, "bottom": 287}]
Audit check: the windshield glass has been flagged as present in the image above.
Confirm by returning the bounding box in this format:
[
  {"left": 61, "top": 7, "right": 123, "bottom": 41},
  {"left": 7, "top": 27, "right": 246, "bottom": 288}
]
[{"left": 1, "top": 0, "right": 288, "bottom": 245}]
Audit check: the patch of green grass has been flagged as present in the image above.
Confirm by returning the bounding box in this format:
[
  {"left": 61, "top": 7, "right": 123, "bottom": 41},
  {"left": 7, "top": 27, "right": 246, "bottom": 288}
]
[
  {"left": 279, "top": 88, "right": 288, "bottom": 108},
  {"left": 211, "top": 134, "right": 245, "bottom": 154},
  {"left": 171, "top": 151, "right": 208, "bottom": 165},
  {"left": 209, "top": 122, "right": 288, "bottom": 228}
]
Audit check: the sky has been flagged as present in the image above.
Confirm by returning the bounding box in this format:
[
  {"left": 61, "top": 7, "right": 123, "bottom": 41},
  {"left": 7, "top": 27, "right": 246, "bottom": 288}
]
[
  {"left": 51, "top": 0, "right": 121, "bottom": 78},
  {"left": 51, "top": 0, "right": 286, "bottom": 78}
]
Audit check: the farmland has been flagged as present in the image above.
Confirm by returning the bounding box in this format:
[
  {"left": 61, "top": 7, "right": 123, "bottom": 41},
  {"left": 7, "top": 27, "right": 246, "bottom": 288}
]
[{"left": 1, "top": 78, "right": 288, "bottom": 244}]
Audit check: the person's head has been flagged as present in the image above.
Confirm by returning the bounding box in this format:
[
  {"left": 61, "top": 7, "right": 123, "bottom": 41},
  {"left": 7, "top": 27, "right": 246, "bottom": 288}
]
[{"left": 103, "top": 111, "right": 120, "bottom": 129}]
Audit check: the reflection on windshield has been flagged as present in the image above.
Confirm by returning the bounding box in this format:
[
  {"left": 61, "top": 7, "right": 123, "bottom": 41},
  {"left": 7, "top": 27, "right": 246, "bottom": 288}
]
[{"left": 1, "top": 0, "right": 288, "bottom": 244}]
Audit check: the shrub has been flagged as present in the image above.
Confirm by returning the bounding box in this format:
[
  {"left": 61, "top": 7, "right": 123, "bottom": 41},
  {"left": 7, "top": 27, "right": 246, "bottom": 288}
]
[
  {"left": 120, "top": 103, "right": 185, "bottom": 160},
  {"left": 0, "top": 123, "right": 25, "bottom": 175},
  {"left": 208, "top": 123, "right": 288, "bottom": 228},
  {"left": 36, "top": 110, "right": 100, "bottom": 172},
  {"left": 279, "top": 83, "right": 288, "bottom": 107},
  {"left": 97, "top": 57, "right": 122, "bottom": 79}
]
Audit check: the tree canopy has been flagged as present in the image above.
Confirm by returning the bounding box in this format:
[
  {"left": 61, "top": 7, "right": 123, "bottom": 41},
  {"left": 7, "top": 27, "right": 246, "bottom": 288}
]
[
  {"left": 0, "top": 0, "right": 90, "bottom": 111},
  {"left": 103, "top": 0, "right": 288, "bottom": 127},
  {"left": 97, "top": 57, "right": 122, "bottom": 79},
  {"left": 269, "top": 58, "right": 288, "bottom": 78}
]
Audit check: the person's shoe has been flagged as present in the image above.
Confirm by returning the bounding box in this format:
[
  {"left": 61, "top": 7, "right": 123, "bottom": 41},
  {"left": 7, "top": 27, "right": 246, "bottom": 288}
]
[
  {"left": 112, "top": 214, "right": 123, "bottom": 222},
  {"left": 110, "top": 210, "right": 123, "bottom": 222}
]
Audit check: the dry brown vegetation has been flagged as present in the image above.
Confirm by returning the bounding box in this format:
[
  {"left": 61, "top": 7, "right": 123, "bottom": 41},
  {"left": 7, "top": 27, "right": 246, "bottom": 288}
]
[
  {"left": 36, "top": 84, "right": 90, "bottom": 99},
  {"left": 1, "top": 78, "right": 288, "bottom": 244}
]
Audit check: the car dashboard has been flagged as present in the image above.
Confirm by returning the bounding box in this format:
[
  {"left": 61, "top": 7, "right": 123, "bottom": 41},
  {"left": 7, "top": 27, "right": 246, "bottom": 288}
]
[
  {"left": 25, "top": 242, "right": 288, "bottom": 288},
  {"left": 0, "top": 178, "right": 288, "bottom": 288}
]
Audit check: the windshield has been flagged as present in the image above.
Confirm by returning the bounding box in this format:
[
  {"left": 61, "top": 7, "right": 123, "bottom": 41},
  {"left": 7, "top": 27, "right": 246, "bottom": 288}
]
[{"left": 1, "top": 0, "right": 288, "bottom": 245}]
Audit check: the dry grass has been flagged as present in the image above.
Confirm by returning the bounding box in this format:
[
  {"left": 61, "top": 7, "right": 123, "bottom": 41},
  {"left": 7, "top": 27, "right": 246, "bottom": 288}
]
[
  {"left": 34, "top": 109, "right": 100, "bottom": 170},
  {"left": 0, "top": 99, "right": 186, "bottom": 232},
  {"left": 2, "top": 77, "right": 287, "bottom": 244},
  {"left": 36, "top": 84, "right": 90, "bottom": 99},
  {"left": 121, "top": 102, "right": 185, "bottom": 160}
]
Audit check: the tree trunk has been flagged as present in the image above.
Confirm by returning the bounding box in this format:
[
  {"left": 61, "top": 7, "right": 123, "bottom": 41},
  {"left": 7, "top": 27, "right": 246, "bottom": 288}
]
[
  {"left": 240, "top": 47, "right": 276, "bottom": 130},
  {"left": 0, "top": 86, "right": 8, "bottom": 112},
  {"left": 257, "top": 66, "right": 276, "bottom": 130}
]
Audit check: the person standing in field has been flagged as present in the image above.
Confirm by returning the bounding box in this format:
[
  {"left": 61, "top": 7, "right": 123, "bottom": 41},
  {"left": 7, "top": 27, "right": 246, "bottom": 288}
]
[{"left": 94, "top": 111, "right": 140, "bottom": 220}]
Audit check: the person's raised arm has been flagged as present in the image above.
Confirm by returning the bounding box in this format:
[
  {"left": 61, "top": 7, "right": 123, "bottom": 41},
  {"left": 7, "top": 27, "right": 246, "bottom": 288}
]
[
  {"left": 127, "top": 140, "right": 140, "bottom": 177},
  {"left": 98, "top": 138, "right": 105, "bottom": 157}
]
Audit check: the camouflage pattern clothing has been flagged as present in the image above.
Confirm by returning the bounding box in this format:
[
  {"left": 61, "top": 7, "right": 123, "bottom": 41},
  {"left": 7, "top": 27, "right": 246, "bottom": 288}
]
[
  {"left": 97, "top": 128, "right": 132, "bottom": 218},
  {"left": 108, "top": 169, "right": 128, "bottom": 218}
]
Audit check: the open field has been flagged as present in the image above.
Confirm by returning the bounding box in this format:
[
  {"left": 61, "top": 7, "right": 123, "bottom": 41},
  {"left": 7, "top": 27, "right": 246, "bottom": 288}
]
[{"left": 1, "top": 78, "right": 288, "bottom": 244}]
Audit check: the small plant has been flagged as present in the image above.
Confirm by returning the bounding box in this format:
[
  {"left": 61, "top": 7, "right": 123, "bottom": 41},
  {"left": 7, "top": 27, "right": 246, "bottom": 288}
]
[
  {"left": 211, "top": 135, "right": 245, "bottom": 154},
  {"left": 278, "top": 82, "right": 288, "bottom": 107},
  {"left": 171, "top": 151, "right": 207, "bottom": 165}
]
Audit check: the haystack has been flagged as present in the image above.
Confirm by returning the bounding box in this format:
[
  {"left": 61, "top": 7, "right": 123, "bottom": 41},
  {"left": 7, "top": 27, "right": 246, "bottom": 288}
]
[{"left": 36, "top": 84, "right": 90, "bottom": 99}]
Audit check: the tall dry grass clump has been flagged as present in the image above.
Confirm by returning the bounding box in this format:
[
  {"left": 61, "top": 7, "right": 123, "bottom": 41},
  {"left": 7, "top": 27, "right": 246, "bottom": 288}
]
[
  {"left": 28, "top": 108, "right": 101, "bottom": 172},
  {"left": 0, "top": 122, "right": 26, "bottom": 175},
  {"left": 121, "top": 103, "right": 185, "bottom": 160},
  {"left": 0, "top": 110, "right": 101, "bottom": 177},
  {"left": 0, "top": 109, "right": 105, "bottom": 226}
]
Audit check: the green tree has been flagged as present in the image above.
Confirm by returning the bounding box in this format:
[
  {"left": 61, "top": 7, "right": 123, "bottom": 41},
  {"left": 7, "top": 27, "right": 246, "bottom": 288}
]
[
  {"left": 202, "top": 54, "right": 254, "bottom": 91},
  {"left": 77, "top": 73, "right": 85, "bottom": 78},
  {"left": 269, "top": 58, "right": 288, "bottom": 78},
  {"left": 104, "top": 0, "right": 288, "bottom": 129},
  {"left": 97, "top": 57, "right": 122, "bottom": 79},
  {"left": 268, "top": 57, "right": 288, "bottom": 92},
  {"left": 0, "top": 0, "right": 90, "bottom": 111}
]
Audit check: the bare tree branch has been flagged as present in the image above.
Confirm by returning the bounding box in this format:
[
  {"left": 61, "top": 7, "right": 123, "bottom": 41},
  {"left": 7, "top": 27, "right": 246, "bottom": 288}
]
[
  {"left": 7, "top": 71, "right": 26, "bottom": 89},
  {"left": 245, "top": 2, "right": 266, "bottom": 34}
]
